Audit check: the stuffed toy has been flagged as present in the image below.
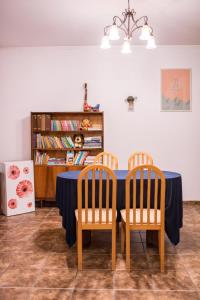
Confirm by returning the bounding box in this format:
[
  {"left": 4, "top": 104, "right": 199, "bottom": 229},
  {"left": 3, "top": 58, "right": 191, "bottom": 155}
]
[
  {"left": 74, "top": 134, "right": 84, "bottom": 148},
  {"left": 80, "top": 119, "right": 91, "bottom": 130}
]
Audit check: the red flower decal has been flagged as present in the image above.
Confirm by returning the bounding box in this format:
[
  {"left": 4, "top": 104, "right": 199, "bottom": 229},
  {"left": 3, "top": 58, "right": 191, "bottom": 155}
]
[
  {"left": 27, "top": 202, "right": 32, "bottom": 208},
  {"left": 8, "top": 199, "right": 17, "bottom": 209},
  {"left": 16, "top": 180, "right": 33, "bottom": 198},
  {"left": 23, "top": 167, "right": 29, "bottom": 175},
  {"left": 8, "top": 165, "right": 20, "bottom": 180}
]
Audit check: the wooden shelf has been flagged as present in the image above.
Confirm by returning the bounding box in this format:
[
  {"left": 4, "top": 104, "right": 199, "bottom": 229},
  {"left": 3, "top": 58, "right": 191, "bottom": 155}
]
[
  {"left": 33, "top": 148, "right": 103, "bottom": 151},
  {"left": 31, "top": 111, "right": 104, "bottom": 202},
  {"left": 33, "top": 130, "right": 103, "bottom": 134}
]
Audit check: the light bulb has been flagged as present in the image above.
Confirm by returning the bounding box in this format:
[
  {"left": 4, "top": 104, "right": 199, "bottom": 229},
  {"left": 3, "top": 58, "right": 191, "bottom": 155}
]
[
  {"left": 146, "top": 35, "right": 157, "bottom": 49},
  {"left": 109, "top": 24, "right": 120, "bottom": 40},
  {"left": 139, "top": 24, "right": 151, "bottom": 41},
  {"left": 121, "top": 40, "right": 132, "bottom": 54},
  {"left": 100, "top": 35, "right": 111, "bottom": 49}
]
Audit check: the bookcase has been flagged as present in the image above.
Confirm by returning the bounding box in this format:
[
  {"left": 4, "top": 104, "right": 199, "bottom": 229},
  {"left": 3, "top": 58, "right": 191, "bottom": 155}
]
[{"left": 31, "top": 111, "right": 104, "bottom": 202}]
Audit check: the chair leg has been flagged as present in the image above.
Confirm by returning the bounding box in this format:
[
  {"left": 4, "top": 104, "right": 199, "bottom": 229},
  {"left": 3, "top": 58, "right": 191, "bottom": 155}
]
[
  {"left": 159, "top": 230, "right": 165, "bottom": 272},
  {"left": 126, "top": 224, "right": 131, "bottom": 270},
  {"left": 121, "top": 221, "right": 125, "bottom": 254},
  {"left": 77, "top": 223, "right": 83, "bottom": 271},
  {"left": 112, "top": 223, "right": 116, "bottom": 270}
]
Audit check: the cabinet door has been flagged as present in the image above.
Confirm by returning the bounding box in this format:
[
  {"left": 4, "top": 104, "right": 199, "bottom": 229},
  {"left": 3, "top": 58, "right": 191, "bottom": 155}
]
[{"left": 34, "top": 166, "right": 67, "bottom": 200}]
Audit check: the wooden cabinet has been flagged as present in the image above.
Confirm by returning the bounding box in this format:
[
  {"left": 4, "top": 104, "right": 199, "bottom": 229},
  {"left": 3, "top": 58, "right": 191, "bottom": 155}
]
[{"left": 31, "top": 112, "right": 104, "bottom": 202}]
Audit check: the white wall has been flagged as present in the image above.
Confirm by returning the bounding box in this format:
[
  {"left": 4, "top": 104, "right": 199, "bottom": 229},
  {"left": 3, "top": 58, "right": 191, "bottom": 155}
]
[{"left": 0, "top": 46, "right": 200, "bottom": 200}]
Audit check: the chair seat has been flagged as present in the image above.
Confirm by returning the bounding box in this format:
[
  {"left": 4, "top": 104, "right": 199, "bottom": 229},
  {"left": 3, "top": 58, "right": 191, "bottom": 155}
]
[
  {"left": 120, "top": 209, "right": 161, "bottom": 224},
  {"left": 75, "top": 209, "right": 117, "bottom": 224}
]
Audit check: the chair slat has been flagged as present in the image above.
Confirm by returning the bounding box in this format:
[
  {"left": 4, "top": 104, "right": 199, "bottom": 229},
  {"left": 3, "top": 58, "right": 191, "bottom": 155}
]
[
  {"left": 106, "top": 173, "right": 109, "bottom": 223},
  {"left": 147, "top": 169, "right": 151, "bottom": 224},
  {"left": 99, "top": 170, "right": 102, "bottom": 223},
  {"left": 92, "top": 169, "right": 95, "bottom": 223},
  {"left": 128, "top": 152, "right": 153, "bottom": 170},
  {"left": 85, "top": 173, "right": 88, "bottom": 223},
  {"left": 93, "top": 152, "right": 118, "bottom": 170},
  {"left": 154, "top": 173, "right": 158, "bottom": 224},
  {"left": 140, "top": 169, "right": 144, "bottom": 224},
  {"left": 133, "top": 175, "right": 136, "bottom": 224}
]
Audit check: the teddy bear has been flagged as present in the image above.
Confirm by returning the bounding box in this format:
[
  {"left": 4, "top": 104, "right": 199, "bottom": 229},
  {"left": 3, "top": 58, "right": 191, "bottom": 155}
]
[
  {"left": 74, "top": 134, "right": 84, "bottom": 148},
  {"left": 80, "top": 118, "right": 91, "bottom": 130}
]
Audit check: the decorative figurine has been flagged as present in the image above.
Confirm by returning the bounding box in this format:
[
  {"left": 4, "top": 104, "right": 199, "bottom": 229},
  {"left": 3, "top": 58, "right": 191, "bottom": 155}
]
[
  {"left": 83, "top": 83, "right": 91, "bottom": 112},
  {"left": 83, "top": 83, "right": 100, "bottom": 112},
  {"left": 80, "top": 118, "right": 91, "bottom": 130},
  {"left": 125, "top": 96, "right": 137, "bottom": 111}
]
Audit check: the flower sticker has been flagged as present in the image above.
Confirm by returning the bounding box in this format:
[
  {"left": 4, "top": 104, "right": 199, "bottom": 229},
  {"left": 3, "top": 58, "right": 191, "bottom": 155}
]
[
  {"left": 27, "top": 202, "right": 32, "bottom": 208},
  {"left": 23, "top": 167, "right": 29, "bottom": 175},
  {"left": 8, "top": 165, "right": 20, "bottom": 180},
  {"left": 16, "top": 180, "right": 33, "bottom": 198},
  {"left": 8, "top": 199, "right": 17, "bottom": 209}
]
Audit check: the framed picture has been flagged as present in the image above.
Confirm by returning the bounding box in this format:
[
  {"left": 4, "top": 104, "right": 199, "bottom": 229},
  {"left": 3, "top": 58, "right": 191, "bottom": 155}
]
[{"left": 161, "top": 69, "right": 191, "bottom": 111}]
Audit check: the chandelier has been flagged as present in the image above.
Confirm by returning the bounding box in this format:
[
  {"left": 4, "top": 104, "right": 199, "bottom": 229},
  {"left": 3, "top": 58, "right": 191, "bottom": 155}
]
[{"left": 101, "top": 0, "right": 156, "bottom": 53}]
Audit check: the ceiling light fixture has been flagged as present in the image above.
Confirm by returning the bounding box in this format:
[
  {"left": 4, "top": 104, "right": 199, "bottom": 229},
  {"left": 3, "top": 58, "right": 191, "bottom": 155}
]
[{"left": 101, "top": 0, "right": 156, "bottom": 53}]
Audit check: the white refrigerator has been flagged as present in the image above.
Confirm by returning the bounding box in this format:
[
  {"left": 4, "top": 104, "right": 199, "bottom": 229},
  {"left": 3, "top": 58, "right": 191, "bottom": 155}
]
[{"left": 1, "top": 160, "right": 35, "bottom": 216}]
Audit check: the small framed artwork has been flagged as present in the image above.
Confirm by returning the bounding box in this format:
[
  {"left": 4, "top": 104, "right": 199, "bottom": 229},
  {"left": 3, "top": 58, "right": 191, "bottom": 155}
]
[{"left": 161, "top": 69, "right": 191, "bottom": 111}]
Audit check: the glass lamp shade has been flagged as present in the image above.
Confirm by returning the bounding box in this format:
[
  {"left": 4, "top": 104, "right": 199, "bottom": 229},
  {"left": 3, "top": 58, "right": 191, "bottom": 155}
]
[
  {"left": 146, "top": 35, "right": 157, "bottom": 49},
  {"left": 100, "top": 35, "right": 111, "bottom": 49},
  {"left": 121, "top": 40, "right": 132, "bottom": 54},
  {"left": 139, "top": 24, "right": 151, "bottom": 41},
  {"left": 109, "top": 24, "right": 120, "bottom": 40}
]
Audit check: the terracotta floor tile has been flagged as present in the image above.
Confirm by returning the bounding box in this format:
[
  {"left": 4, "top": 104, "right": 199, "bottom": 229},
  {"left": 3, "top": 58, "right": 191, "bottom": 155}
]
[
  {"left": 10, "top": 252, "right": 47, "bottom": 268},
  {"left": 114, "top": 290, "right": 156, "bottom": 300},
  {"left": 154, "top": 291, "right": 200, "bottom": 300},
  {"left": 75, "top": 270, "right": 114, "bottom": 289},
  {"left": 29, "top": 288, "right": 73, "bottom": 300},
  {"left": 0, "top": 267, "right": 40, "bottom": 287},
  {"left": 35, "top": 268, "right": 77, "bottom": 288},
  {"left": 0, "top": 287, "right": 30, "bottom": 300},
  {"left": 114, "top": 270, "right": 153, "bottom": 290},
  {"left": 151, "top": 270, "right": 196, "bottom": 290},
  {"left": 116, "top": 254, "right": 149, "bottom": 270},
  {"left": 187, "top": 268, "right": 200, "bottom": 290},
  {"left": 72, "top": 289, "right": 114, "bottom": 300}
]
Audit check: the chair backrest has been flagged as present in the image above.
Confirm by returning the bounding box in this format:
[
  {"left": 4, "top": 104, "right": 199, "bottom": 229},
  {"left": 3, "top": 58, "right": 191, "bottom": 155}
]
[
  {"left": 128, "top": 152, "right": 153, "bottom": 170},
  {"left": 77, "top": 165, "right": 117, "bottom": 224},
  {"left": 125, "top": 165, "right": 165, "bottom": 226},
  {"left": 93, "top": 152, "right": 119, "bottom": 170}
]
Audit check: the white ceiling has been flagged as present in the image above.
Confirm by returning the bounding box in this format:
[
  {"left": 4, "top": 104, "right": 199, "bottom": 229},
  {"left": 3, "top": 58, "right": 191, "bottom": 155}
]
[{"left": 0, "top": 0, "right": 200, "bottom": 47}]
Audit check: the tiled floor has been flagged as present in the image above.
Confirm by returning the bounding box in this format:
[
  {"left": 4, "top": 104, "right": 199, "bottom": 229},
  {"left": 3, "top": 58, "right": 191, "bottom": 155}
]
[{"left": 0, "top": 202, "right": 200, "bottom": 300}]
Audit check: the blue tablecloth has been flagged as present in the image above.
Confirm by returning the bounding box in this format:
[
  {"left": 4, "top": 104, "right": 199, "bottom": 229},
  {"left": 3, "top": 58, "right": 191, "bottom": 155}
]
[{"left": 56, "top": 170, "right": 183, "bottom": 247}]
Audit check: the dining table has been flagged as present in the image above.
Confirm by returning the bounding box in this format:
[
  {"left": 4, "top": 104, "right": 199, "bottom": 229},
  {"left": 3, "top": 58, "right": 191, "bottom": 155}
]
[{"left": 56, "top": 170, "right": 183, "bottom": 247}]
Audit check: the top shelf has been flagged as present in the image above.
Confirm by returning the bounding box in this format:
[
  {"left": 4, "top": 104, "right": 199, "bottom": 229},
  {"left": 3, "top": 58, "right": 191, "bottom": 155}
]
[
  {"left": 33, "top": 130, "right": 103, "bottom": 134},
  {"left": 31, "top": 111, "right": 103, "bottom": 115}
]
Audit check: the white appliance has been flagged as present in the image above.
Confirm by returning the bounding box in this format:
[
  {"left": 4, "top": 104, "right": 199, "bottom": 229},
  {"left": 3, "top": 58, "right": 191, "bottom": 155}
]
[{"left": 1, "top": 160, "right": 35, "bottom": 216}]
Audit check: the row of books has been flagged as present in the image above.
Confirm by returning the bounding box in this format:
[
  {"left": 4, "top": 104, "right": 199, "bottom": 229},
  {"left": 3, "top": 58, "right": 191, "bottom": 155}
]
[
  {"left": 51, "top": 120, "right": 80, "bottom": 131},
  {"left": 73, "top": 151, "right": 89, "bottom": 166},
  {"left": 84, "top": 156, "right": 96, "bottom": 165},
  {"left": 32, "top": 114, "right": 51, "bottom": 131},
  {"left": 35, "top": 151, "right": 67, "bottom": 165},
  {"left": 34, "top": 134, "right": 102, "bottom": 149},
  {"left": 34, "top": 150, "right": 92, "bottom": 166},
  {"left": 34, "top": 134, "right": 74, "bottom": 149},
  {"left": 83, "top": 136, "right": 102, "bottom": 148},
  {"left": 34, "top": 151, "right": 50, "bottom": 165}
]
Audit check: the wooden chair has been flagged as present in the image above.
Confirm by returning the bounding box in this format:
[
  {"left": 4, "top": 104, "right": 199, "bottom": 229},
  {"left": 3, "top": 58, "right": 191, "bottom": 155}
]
[
  {"left": 75, "top": 165, "right": 117, "bottom": 270},
  {"left": 93, "top": 151, "right": 119, "bottom": 170},
  {"left": 121, "top": 165, "right": 166, "bottom": 272},
  {"left": 128, "top": 152, "right": 153, "bottom": 170}
]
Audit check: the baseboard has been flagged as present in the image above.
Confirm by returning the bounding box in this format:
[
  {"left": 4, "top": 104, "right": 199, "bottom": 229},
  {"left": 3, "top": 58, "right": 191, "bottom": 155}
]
[{"left": 183, "top": 200, "right": 200, "bottom": 204}]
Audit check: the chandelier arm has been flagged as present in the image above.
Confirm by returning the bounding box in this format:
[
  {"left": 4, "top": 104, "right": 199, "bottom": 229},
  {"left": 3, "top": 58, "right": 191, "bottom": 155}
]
[
  {"left": 135, "top": 15, "right": 149, "bottom": 26},
  {"left": 113, "top": 14, "right": 127, "bottom": 27}
]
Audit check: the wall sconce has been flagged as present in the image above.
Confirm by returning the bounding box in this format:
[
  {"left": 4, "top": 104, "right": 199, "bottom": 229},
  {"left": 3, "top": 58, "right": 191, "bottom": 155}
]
[{"left": 125, "top": 96, "right": 137, "bottom": 111}]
